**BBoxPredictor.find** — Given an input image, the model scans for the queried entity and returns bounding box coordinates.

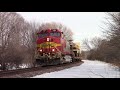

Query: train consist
[35,29,81,65]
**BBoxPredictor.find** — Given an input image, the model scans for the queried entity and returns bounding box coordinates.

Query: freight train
[35,29,81,65]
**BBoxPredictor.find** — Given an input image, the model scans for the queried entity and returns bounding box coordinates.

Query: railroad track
[0,65,57,77]
[0,66,41,77]
[0,61,83,78]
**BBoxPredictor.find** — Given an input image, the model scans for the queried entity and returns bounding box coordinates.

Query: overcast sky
[17,12,106,49]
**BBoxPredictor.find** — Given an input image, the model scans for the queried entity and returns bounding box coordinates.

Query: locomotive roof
[37,29,62,34]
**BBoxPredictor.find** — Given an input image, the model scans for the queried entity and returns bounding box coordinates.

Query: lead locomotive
[35,29,81,65]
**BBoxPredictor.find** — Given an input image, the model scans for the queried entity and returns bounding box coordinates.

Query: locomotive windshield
[50,32,61,37]
[38,33,48,38]
[38,32,61,38]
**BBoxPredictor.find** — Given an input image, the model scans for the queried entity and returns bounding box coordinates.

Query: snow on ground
[32,60,120,78]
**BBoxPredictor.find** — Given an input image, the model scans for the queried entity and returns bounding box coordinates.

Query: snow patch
[32,60,120,78]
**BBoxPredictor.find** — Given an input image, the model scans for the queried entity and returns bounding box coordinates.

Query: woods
[84,12,120,65]
[0,12,38,70]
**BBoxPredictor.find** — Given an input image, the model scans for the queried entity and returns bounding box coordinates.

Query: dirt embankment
[1,61,84,78]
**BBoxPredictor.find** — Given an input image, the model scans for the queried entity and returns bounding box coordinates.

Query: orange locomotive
[35,29,81,65]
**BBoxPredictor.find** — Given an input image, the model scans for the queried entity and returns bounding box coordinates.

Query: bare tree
[0,12,35,70]
[83,39,92,51]
[38,22,73,41]
[83,12,120,64]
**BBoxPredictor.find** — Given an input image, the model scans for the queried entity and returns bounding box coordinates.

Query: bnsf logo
[37,42,61,48]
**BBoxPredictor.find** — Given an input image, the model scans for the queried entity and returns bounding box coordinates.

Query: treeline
[0,12,73,70]
[0,12,38,70]
[83,12,120,65]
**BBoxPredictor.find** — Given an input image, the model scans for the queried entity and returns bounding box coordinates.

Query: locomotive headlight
[47,38,50,41]
[52,49,55,52]
[40,49,42,52]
